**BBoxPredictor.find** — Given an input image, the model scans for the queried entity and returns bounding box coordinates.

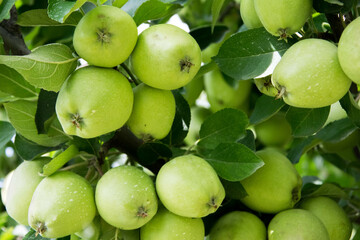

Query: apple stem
[276,86,286,100]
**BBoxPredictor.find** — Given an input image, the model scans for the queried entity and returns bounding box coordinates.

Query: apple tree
[0,0,359,239]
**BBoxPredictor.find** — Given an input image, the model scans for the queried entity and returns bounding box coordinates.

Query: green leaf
[0,0,15,21]
[23,229,50,240]
[0,121,15,150]
[211,0,225,32]
[286,106,330,137]
[315,118,357,143]
[14,134,60,161]
[301,182,348,199]
[237,129,256,151]
[137,142,172,166]
[0,64,37,98]
[190,25,229,50]
[220,179,248,200]
[47,0,86,23]
[340,91,360,128]
[198,108,248,150]
[69,136,100,156]
[249,95,285,125]
[325,0,344,5]
[4,100,70,147]
[287,136,317,164]
[0,91,19,103]
[205,143,264,181]
[162,90,191,146]
[35,90,58,134]
[42,144,79,176]
[213,28,295,80]
[0,43,78,92]
[132,0,183,26]
[17,9,82,26]
[313,0,354,13]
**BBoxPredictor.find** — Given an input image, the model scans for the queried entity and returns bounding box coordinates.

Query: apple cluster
[56,5,201,140]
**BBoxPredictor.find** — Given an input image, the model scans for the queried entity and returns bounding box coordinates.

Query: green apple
[254,112,292,148]
[338,17,360,84]
[240,0,263,29]
[156,154,225,218]
[272,39,352,108]
[208,211,266,240]
[204,68,252,112]
[254,0,312,39]
[5,158,49,225]
[131,24,201,90]
[300,196,352,240]
[73,5,137,68]
[254,75,278,97]
[324,101,347,126]
[56,66,133,139]
[75,217,100,240]
[240,148,302,213]
[1,170,13,207]
[182,76,204,106]
[184,106,212,146]
[268,209,330,240]
[28,171,96,238]
[127,84,175,140]
[95,165,158,230]
[140,207,205,240]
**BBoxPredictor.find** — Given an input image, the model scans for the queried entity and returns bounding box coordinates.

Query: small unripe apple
[28,171,96,238]
[140,207,205,240]
[272,39,352,108]
[268,209,330,240]
[209,211,266,240]
[240,0,263,29]
[240,148,302,213]
[184,106,212,146]
[6,158,49,225]
[254,113,292,148]
[131,24,201,90]
[204,68,252,112]
[300,196,352,240]
[127,84,176,140]
[254,75,278,97]
[73,5,137,67]
[254,0,312,39]
[56,66,133,139]
[95,165,158,230]
[156,154,225,218]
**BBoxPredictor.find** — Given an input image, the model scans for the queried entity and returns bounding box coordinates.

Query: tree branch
[0,6,30,55]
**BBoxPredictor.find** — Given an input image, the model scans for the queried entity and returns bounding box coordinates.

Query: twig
[120,63,140,85]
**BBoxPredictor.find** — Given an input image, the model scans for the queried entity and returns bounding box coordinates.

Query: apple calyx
[71,113,83,129]
[275,85,286,100]
[179,57,194,73]
[96,28,112,44]
[207,196,219,209]
[136,206,149,218]
[277,28,290,41]
[35,222,47,236]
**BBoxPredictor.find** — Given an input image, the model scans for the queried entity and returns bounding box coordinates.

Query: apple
[28,171,96,238]
[56,66,133,139]
[208,211,266,240]
[95,165,158,230]
[182,76,204,106]
[272,39,352,108]
[75,217,100,240]
[140,207,205,240]
[5,158,49,225]
[300,196,352,240]
[324,101,348,126]
[131,24,201,90]
[204,68,252,112]
[184,106,212,146]
[254,75,278,97]
[240,148,302,213]
[338,17,360,84]
[127,83,176,140]
[254,112,292,148]
[73,5,137,68]
[1,170,13,207]
[156,154,225,218]
[240,0,263,29]
[254,0,312,39]
[268,209,330,240]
